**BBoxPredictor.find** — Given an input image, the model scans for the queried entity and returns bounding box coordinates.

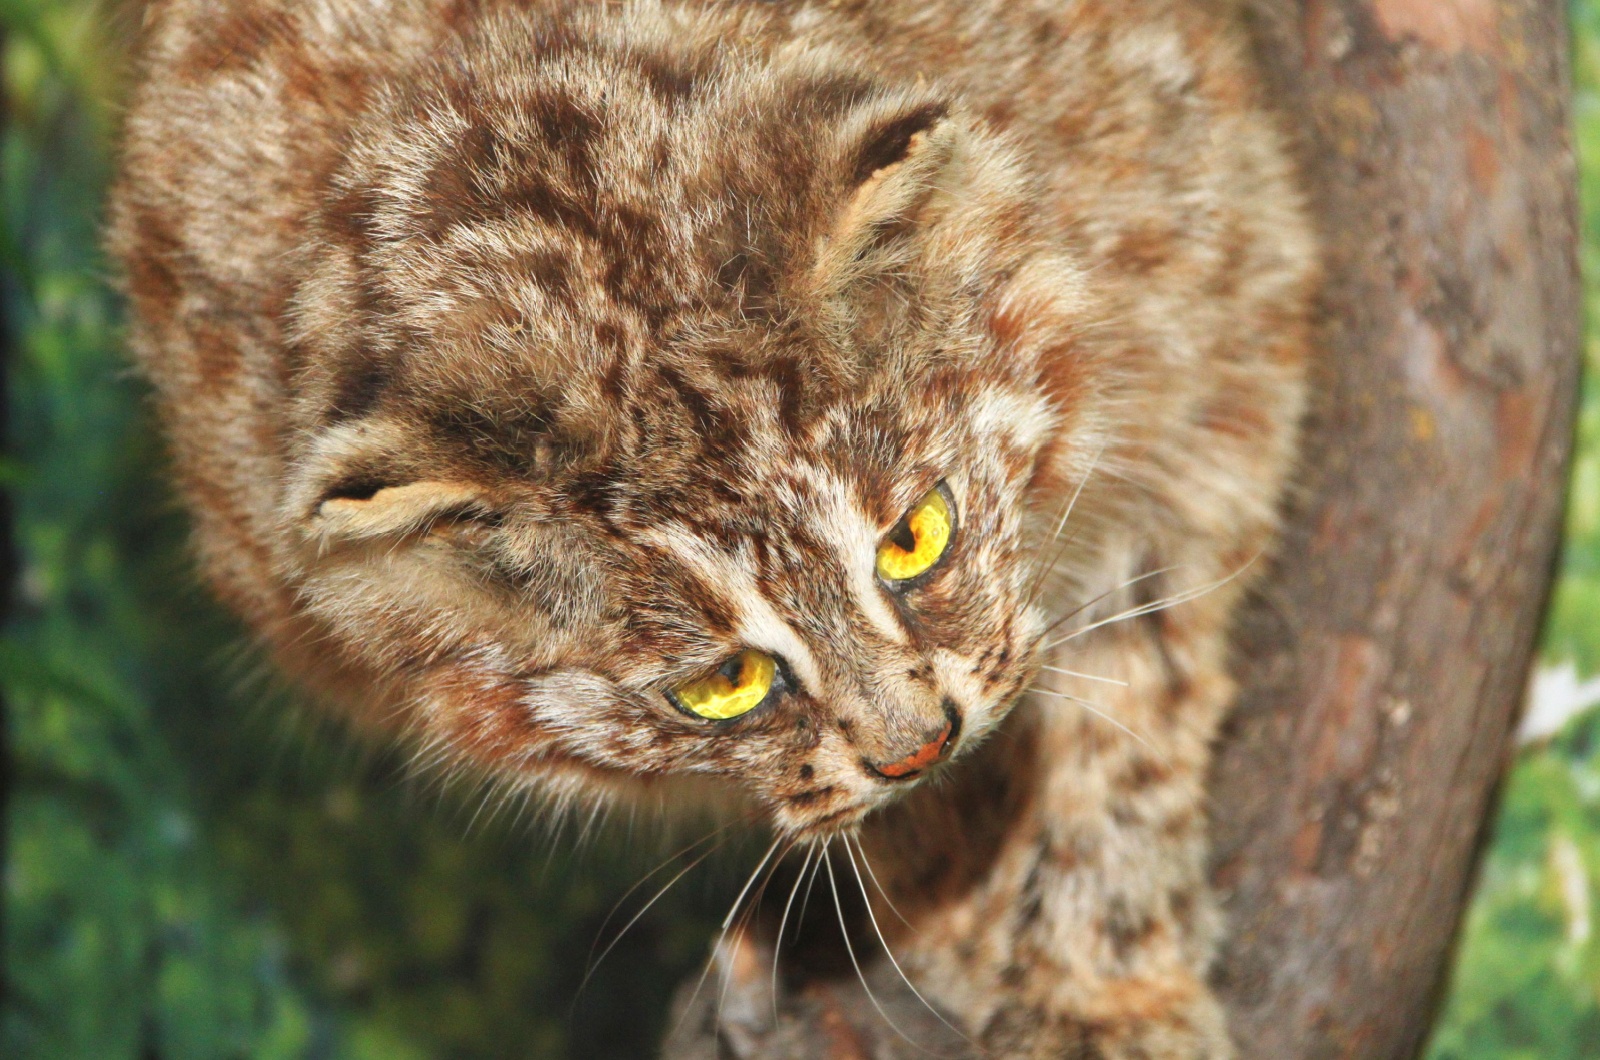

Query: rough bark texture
[664,0,1582,1056]
[1208,1,1580,1057]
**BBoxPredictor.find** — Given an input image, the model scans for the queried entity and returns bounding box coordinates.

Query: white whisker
[584,822,731,976]
[1045,559,1257,651]
[1024,443,1105,607]
[575,837,724,1006]
[850,837,915,932]
[823,845,939,1056]
[1026,483,1078,576]
[1038,664,1128,687]
[714,917,754,1026]
[771,842,817,1023]
[844,838,974,1052]
[723,837,784,931]
[796,837,826,928]
[715,840,792,1023]
[1040,565,1182,639]
[1026,686,1159,756]
[672,836,787,1041]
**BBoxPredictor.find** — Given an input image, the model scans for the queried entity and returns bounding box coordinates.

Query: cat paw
[660,932,976,1059]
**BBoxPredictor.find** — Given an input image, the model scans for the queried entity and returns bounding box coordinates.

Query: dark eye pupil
[717,656,744,682]
[890,521,917,552]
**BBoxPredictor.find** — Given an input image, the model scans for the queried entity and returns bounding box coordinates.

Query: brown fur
[108,1,1317,1055]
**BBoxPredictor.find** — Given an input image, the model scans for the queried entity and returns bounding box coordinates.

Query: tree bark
[663,1,1582,1056]
[1208,1,1580,1057]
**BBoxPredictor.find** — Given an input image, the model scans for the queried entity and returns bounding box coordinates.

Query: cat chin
[551,769,902,843]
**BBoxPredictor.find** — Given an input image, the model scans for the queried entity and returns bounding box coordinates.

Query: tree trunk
[662,1,1582,1056]
[1208,1,1580,1057]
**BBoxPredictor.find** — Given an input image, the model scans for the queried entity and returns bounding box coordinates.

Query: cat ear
[813,99,960,294]
[314,480,489,541]
[286,417,492,543]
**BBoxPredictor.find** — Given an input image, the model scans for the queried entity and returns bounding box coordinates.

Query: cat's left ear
[813,98,963,294]
[281,416,495,545]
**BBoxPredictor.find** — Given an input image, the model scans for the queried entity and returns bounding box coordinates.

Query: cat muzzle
[867,702,961,781]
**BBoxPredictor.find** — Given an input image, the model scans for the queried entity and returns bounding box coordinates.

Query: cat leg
[865,617,1238,1060]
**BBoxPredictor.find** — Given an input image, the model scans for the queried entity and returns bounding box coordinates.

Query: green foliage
[1542,0,1600,678]
[1428,714,1600,1059]
[5,1,1600,1057]
[0,3,725,1057]
[0,6,322,1056]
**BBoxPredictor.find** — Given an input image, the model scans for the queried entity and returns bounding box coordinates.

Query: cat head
[278,4,1105,835]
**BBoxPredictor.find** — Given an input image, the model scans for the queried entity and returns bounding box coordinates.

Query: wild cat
[109,0,1316,1055]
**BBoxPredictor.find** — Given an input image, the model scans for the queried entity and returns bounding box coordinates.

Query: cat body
[109,0,1316,1055]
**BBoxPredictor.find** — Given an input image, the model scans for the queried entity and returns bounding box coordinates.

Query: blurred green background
[0,4,734,1057]
[2,2,1599,1057]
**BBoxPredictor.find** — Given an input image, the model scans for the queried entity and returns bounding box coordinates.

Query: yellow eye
[670,650,779,721]
[876,486,955,585]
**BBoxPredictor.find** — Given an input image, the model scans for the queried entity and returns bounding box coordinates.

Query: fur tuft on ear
[814,99,961,294]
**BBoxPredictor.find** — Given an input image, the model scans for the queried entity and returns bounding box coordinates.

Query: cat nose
[868,704,960,781]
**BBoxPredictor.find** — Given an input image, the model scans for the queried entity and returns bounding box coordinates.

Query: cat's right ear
[812,97,963,295]
[285,419,491,543]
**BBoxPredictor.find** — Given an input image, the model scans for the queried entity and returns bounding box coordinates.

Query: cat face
[276,8,1098,835]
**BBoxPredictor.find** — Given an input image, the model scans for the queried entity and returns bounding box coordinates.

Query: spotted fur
[108,1,1316,1055]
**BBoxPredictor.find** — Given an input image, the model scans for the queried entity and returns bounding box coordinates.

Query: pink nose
[871,721,955,780]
